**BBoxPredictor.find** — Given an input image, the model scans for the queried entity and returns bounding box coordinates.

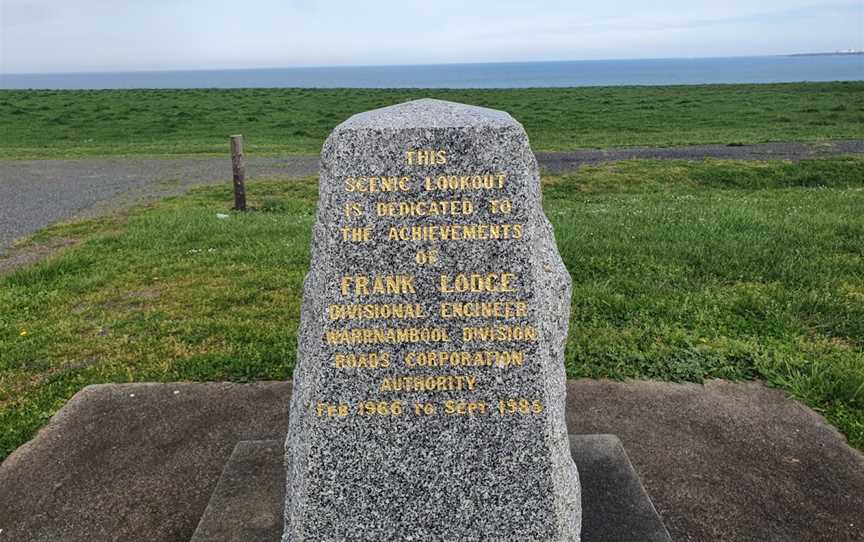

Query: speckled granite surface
[284,99,581,541]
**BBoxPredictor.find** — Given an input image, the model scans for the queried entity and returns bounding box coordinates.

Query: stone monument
[283,99,581,541]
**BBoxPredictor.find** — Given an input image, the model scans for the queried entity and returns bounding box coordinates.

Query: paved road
[1,140,862,256]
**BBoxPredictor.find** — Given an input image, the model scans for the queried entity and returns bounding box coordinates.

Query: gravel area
[1,140,861,258]
[0,155,318,255]
[535,139,864,173]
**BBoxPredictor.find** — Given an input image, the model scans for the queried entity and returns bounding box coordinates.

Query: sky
[1,0,862,73]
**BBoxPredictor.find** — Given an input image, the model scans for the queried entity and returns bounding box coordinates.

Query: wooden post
[230,135,247,211]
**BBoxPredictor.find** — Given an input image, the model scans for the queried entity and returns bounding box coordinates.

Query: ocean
[1,55,861,90]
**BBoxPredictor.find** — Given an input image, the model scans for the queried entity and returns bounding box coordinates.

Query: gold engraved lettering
[404,350,525,369]
[344,176,411,193]
[328,303,426,321]
[406,150,447,165]
[414,250,439,266]
[325,326,451,345]
[357,401,403,416]
[498,399,544,415]
[379,374,478,393]
[375,200,474,218]
[440,300,528,319]
[316,403,350,418]
[339,227,372,242]
[339,275,415,296]
[414,402,437,415]
[444,400,488,416]
[386,223,523,242]
[423,174,507,191]
[334,352,390,369]
[343,202,364,218]
[439,273,516,293]
[462,325,539,342]
[489,199,512,214]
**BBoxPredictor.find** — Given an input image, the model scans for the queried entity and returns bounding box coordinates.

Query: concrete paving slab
[191,440,285,542]
[566,380,864,541]
[574,434,671,542]
[1,380,862,541]
[0,382,289,542]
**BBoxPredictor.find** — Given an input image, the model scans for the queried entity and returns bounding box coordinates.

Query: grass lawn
[1,156,863,460]
[1,82,863,159]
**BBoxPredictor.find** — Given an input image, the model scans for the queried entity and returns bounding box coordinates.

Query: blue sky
[1,0,861,73]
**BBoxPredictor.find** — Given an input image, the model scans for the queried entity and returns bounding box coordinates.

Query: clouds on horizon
[1,0,861,73]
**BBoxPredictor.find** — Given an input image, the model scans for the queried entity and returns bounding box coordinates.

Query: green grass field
[1,82,863,158]
[2,156,862,460]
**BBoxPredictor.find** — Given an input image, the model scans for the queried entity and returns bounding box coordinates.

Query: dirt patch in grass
[0,238,79,276]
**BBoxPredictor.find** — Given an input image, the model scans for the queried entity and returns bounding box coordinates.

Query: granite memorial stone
[284,99,581,541]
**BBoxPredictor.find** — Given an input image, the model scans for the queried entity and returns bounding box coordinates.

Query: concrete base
[191,435,670,542]
[191,441,285,542]
[574,435,671,542]
[2,380,863,541]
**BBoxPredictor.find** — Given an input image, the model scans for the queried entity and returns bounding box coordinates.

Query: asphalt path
[1,140,862,256]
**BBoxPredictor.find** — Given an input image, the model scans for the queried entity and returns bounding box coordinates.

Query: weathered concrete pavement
[1,380,862,541]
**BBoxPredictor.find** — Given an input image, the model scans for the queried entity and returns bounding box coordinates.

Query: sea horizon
[2,54,862,90]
